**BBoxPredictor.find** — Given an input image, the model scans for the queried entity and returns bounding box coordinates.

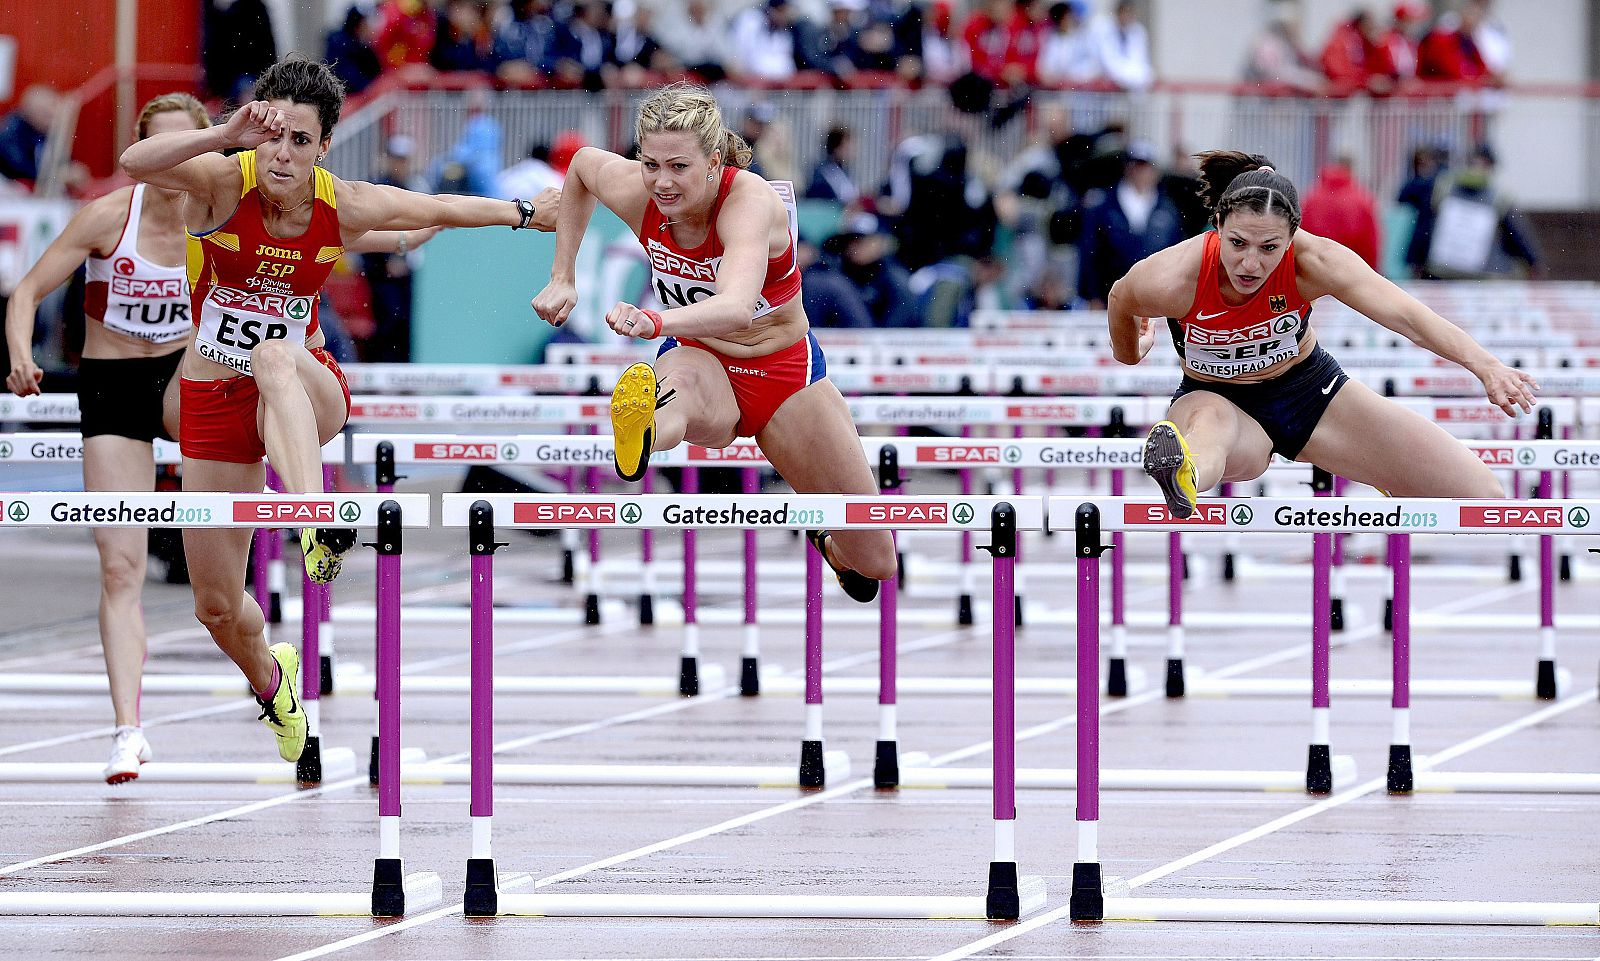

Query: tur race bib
[194,286,313,375]
[100,270,191,344]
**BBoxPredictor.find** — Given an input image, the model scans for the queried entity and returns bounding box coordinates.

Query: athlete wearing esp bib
[533,82,896,603]
[121,58,558,764]
[1108,150,1535,520]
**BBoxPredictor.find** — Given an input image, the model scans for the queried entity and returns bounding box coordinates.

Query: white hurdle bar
[0,492,439,918]
[433,492,1048,921]
[1061,495,1600,925]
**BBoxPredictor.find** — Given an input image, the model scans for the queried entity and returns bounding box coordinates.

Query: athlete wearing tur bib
[1107,150,1535,520]
[533,82,895,603]
[121,57,558,763]
[5,94,211,784]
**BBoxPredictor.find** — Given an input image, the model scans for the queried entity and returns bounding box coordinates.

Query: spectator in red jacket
[1320,9,1397,95]
[1381,2,1429,79]
[375,0,437,70]
[1417,1,1503,86]
[1301,155,1380,269]
[963,0,1043,87]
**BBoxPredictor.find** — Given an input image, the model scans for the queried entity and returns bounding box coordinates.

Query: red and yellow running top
[186,152,343,377]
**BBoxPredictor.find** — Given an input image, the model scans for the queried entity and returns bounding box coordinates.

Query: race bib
[1182,311,1304,378]
[193,286,313,375]
[101,272,191,344]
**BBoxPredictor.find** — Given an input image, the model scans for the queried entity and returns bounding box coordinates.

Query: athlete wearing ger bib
[646,167,820,437]
[182,150,349,463]
[1108,150,1533,521]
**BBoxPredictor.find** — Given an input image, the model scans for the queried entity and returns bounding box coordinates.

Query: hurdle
[1064,494,1600,927]
[0,492,438,917]
[435,492,1047,920]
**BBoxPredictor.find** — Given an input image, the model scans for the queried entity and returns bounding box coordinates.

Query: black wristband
[511,198,535,229]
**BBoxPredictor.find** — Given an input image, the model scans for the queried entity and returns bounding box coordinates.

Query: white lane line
[924,687,1599,961]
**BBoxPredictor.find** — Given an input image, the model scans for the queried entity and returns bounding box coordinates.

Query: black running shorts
[1171,345,1349,459]
[78,351,184,442]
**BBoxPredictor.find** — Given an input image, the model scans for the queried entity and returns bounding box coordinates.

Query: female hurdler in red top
[532,82,895,602]
[120,57,558,762]
[1107,150,1536,518]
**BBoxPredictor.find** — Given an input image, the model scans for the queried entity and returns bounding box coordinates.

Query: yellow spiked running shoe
[300,527,356,584]
[255,642,307,762]
[611,362,663,483]
[1143,420,1199,520]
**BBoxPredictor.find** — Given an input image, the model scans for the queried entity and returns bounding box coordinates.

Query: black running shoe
[806,529,880,603]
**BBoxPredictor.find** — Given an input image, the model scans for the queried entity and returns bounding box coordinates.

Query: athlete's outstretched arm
[4,194,125,396]
[533,147,644,328]
[337,181,558,239]
[1106,246,1193,365]
[1300,233,1537,416]
[344,225,444,254]
[119,103,259,215]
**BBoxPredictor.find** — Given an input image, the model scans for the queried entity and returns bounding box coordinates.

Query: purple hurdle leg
[252,529,274,624]
[1069,504,1104,922]
[678,466,701,697]
[1560,426,1573,582]
[1536,469,1558,698]
[296,571,325,783]
[1387,533,1414,793]
[584,465,602,624]
[957,425,975,625]
[1219,481,1238,582]
[874,477,903,788]
[1329,477,1347,631]
[799,542,826,788]
[740,467,761,696]
[370,500,406,917]
[1011,426,1026,628]
[463,500,500,916]
[1308,529,1334,794]
[984,504,1021,919]
[1165,531,1184,697]
[318,464,338,694]
[1107,469,1129,696]
[638,470,656,626]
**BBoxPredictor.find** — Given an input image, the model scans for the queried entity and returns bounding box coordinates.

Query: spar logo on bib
[1123,503,1227,526]
[1458,505,1566,528]
[513,501,617,525]
[233,500,336,523]
[845,501,951,524]
[284,297,312,322]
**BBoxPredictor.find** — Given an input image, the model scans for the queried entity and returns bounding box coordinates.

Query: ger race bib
[193,286,314,375]
[1181,310,1306,378]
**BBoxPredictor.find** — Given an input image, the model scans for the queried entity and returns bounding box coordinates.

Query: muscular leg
[758,378,896,580]
[1165,390,1276,490]
[1297,380,1504,496]
[649,346,740,451]
[82,436,157,727]
[181,457,275,691]
[250,340,347,494]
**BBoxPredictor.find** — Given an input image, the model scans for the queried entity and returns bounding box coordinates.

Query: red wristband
[639,309,664,339]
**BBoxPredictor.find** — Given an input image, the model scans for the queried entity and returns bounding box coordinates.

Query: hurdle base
[464,858,500,917]
[638,593,654,626]
[493,885,1047,919]
[0,872,442,917]
[402,752,852,788]
[1387,744,1414,794]
[372,857,406,917]
[320,655,334,696]
[1165,658,1185,698]
[1536,659,1558,699]
[584,593,601,625]
[1306,744,1333,795]
[295,735,322,784]
[1329,597,1345,633]
[1070,861,1104,922]
[957,594,974,626]
[799,739,826,789]
[739,656,760,697]
[873,740,899,789]
[678,656,700,697]
[1106,657,1128,698]
[0,748,357,783]
[898,761,1356,792]
[986,860,1020,920]
[1099,896,1600,925]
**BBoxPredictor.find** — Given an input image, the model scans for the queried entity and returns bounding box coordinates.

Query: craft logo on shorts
[1269,294,1288,313]
[1458,505,1566,528]
[689,443,765,462]
[620,503,643,524]
[114,257,136,276]
[1230,504,1254,525]
[513,501,616,525]
[415,442,499,461]
[1569,506,1591,528]
[1470,446,1514,465]
[1123,503,1227,526]
[338,501,361,523]
[915,444,1000,463]
[233,500,336,523]
[6,501,27,522]
[845,501,951,524]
